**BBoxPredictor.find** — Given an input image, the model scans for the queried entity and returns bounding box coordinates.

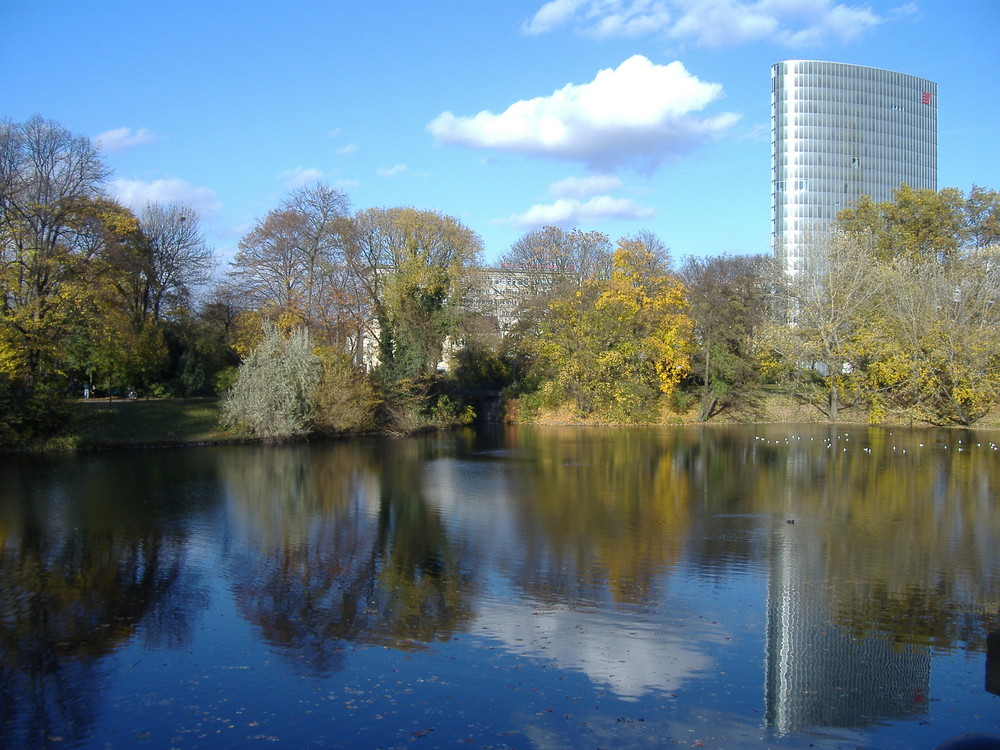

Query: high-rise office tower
[771,60,937,275]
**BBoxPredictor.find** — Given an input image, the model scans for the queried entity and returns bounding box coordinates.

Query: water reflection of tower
[765,521,931,733]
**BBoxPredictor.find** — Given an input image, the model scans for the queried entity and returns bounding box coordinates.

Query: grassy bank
[70,397,236,449]
[28,391,1000,452]
[523,392,1000,430]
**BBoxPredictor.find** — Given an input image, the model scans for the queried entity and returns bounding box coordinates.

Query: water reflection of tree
[501,423,999,649]
[0,452,212,748]
[0,526,196,748]
[693,425,1000,652]
[223,440,474,675]
[504,426,691,605]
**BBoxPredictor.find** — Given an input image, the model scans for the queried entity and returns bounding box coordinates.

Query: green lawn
[73,397,235,448]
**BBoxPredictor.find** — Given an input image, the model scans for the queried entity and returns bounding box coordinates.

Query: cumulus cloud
[428,55,739,173]
[94,127,155,153]
[523,0,885,47]
[336,143,358,156]
[107,178,222,219]
[500,195,654,229]
[280,166,325,188]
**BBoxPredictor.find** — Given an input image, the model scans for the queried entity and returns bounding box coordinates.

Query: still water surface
[2,424,999,749]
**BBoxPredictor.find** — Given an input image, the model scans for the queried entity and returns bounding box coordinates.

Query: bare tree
[493,227,613,348]
[761,231,878,421]
[228,184,356,347]
[139,203,215,320]
[499,226,612,288]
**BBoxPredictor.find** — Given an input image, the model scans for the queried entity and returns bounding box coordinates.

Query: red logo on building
[922,91,931,105]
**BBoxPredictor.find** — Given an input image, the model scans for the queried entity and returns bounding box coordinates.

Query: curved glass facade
[771,60,937,274]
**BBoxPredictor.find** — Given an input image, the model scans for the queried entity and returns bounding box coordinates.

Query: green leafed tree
[837,184,1000,263]
[347,207,482,383]
[680,253,773,421]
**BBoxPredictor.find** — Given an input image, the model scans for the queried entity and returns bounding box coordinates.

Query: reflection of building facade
[771,60,937,276]
[766,524,931,733]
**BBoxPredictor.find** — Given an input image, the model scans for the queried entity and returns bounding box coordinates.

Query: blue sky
[3,1,998,265]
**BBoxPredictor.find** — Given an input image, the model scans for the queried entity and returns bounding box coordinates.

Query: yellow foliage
[231,310,267,359]
[531,238,694,420]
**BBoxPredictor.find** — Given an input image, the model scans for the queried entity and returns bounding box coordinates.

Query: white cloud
[280,166,325,188]
[587,0,673,38]
[670,0,778,45]
[523,0,584,34]
[500,195,654,229]
[549,174,623,198]
[428,55,739,173]
[94,127,155,153]
[477,599,715,698]
[107,178,222,219]
[523,0,885,47]
[377,163,408,178]
[773,0,881,47]
[336,143,358,156]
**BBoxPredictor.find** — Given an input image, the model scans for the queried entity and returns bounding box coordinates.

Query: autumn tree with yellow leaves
[528,235,692,422]
[760,186,1000,426]
[0,116,112,393]
[0,116,229,445]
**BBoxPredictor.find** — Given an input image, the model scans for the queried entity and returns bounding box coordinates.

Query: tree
[228,184,356,347]
[680,254,772,421]
[347,206,483,382]
[311,349,378,435]
[495,226,612,338]
[528,235,692,422]
[964,184,1000,252]
[838,184,999,263]
[860,254,1000,425]
[65,198,175,395]
[832,184,1000,424]
[0,115,111,393]
[760,231,877,421]
[220,323,321,439]
[138,203,215,321]
[498,225,613,285]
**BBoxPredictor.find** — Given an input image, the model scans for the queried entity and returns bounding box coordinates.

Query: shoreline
[8,394,1000,454]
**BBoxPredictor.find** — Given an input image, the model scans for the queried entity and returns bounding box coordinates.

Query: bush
[312,351,378,435]
[220,324,320,440]
[0,378,75,449]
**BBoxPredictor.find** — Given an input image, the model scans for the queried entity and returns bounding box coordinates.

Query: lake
[1,423,998,749]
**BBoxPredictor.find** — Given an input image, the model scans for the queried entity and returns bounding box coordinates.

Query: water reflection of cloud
[475,600,716,700]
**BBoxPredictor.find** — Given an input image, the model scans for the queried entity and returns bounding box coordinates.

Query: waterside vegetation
[3,116,1000,449]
